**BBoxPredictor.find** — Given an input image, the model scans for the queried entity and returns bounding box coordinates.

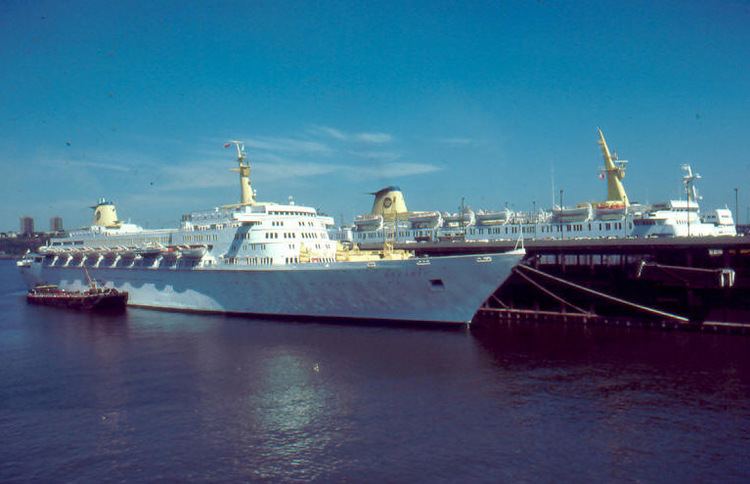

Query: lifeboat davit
[552,203,593,223]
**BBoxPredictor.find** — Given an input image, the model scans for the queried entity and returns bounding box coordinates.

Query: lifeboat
[443,208,475,228]
[408,211,442,229]
[594,201,627,220]
[354,214,384,231]
[180,245,207,258]
[119,247,137,259]
[68,250,85,265]
[84,248,102,264]
[136,244,163,257]
[160,246,180,259]
[57,251,74,265]
[476,209,512,226]
[552,203,593,223]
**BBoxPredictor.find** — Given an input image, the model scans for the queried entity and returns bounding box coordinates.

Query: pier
[363,236,750,333]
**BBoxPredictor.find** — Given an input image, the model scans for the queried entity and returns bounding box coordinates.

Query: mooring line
[512,267,590,315]
[517,263,690,323]
[490,294,509,309]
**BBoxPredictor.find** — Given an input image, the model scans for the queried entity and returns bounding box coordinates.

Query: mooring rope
[517,263,690,323]
[512,267,590,315]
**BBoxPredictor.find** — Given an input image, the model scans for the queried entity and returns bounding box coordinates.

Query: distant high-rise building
[20,216,34,236]
[50,216,63,232]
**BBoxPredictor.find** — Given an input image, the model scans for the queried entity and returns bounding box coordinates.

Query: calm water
[1,260,749,482]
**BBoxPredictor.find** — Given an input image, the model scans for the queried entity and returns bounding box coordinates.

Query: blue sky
[1,0,749,231]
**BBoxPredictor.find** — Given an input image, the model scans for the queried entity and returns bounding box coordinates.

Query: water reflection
[471,322,750,481]
[3,256,750,482]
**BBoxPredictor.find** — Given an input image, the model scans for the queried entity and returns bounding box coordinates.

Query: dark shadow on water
[471,320,750,410]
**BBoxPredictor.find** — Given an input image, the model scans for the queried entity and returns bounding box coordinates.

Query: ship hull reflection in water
[2,262,749,482]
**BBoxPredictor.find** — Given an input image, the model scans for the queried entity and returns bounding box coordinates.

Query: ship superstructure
[345,130,735,245]
[18,142,522,324]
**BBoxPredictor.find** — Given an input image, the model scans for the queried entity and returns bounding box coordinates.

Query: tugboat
[26,267,128,311]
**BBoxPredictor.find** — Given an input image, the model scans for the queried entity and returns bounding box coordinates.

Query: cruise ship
[344,130,736,245]
[17,142,523,325]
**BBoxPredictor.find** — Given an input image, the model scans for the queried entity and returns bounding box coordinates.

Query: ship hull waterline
[19,252,522,325]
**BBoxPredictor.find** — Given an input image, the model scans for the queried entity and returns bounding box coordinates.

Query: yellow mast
[597,128,629,206]
[226,141,255,205]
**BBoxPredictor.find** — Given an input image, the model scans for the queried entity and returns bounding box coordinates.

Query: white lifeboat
[443,208,475,227]
[136,244,163,257]
[160,246,180,259]
[180,245,207,258]
[354,214,384,231]
[476,209,512,226]
[408,211,442,229]
[552,203,593,223]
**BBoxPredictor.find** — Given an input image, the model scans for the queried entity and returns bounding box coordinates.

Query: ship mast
[597,128,630,207]
[226,140,255,206]
[681,164,701,203]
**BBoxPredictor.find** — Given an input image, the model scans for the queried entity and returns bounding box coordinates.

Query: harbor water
[1,260,749,482]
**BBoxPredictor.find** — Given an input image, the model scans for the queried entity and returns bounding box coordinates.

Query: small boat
[27,284,129,311]
[26,266,128,311]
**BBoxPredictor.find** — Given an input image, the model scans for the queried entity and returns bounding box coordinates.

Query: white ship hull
[19,252,522,324]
